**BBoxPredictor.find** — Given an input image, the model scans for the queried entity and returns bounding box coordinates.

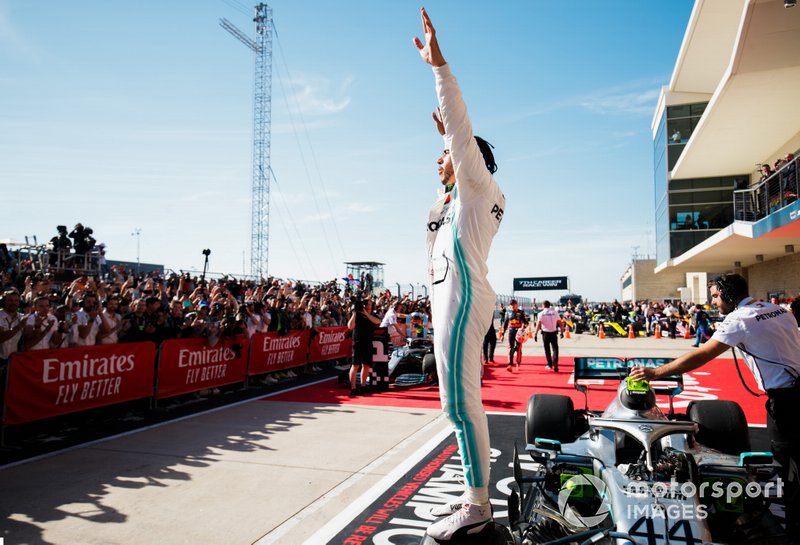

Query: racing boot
[426,502,491,541]
[429,497,464,517]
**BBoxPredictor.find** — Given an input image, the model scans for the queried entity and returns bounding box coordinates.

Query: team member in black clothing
[482,317,496,365]
[347,298,380,397]
[502,299,528,371]
[631,273,800,540]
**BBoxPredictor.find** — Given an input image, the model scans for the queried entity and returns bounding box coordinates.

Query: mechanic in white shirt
[534,300,562,372]
[379,302,405,347]
[631,273,800,540]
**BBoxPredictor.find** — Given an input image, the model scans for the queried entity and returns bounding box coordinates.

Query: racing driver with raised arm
[414,7,505,541]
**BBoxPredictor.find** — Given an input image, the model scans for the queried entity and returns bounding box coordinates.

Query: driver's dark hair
[709,273,748,305]
[475,136,497,174]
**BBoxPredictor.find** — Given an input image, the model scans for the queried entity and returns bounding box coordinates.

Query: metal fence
[734,155,798,222]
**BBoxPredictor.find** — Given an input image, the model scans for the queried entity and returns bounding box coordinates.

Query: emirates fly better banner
[3,342,157,425]
[309,326,352,363]
[249,330,310,375]
[156,335,249,399]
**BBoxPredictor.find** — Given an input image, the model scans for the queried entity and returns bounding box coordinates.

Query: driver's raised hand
[412,7,446,67]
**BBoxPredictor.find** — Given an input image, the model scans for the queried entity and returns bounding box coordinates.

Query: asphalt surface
[0,333,771,545]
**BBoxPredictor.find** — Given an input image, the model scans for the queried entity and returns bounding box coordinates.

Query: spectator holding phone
[23,294,59,350]
[97,295,123,345]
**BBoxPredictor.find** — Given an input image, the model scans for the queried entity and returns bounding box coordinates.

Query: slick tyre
[525,394,575,445]
[688,399,750,455]
[422,353,437,376]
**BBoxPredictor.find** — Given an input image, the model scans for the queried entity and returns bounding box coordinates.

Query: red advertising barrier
[309,326,352,363]
[3,342,157,426]
[156,335,249,400]
[249,330,310,375]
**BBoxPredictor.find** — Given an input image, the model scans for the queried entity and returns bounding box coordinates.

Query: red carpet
[266,356,768,425]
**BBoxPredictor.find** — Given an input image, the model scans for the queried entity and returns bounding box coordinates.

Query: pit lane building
[639,0,800,303]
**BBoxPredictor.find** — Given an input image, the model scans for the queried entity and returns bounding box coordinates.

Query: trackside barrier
[3,342,157,426]
[1,326,354,428]
[309,326,353,363]
[249,330,310,375]
[156,336,250,400]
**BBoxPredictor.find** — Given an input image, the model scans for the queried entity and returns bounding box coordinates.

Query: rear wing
[573,357,683,397]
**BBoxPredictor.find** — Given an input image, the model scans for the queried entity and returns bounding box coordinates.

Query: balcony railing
[734,156,798,222]
[15,245,102,278]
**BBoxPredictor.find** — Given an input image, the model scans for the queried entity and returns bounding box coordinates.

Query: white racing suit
[427,64,505,505]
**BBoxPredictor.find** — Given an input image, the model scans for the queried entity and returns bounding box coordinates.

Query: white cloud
[275,73,352,118]
[0,3,39,61]
[517,79,664,119]
[578,88,661,116]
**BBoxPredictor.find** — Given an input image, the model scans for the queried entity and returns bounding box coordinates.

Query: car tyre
[525,394,575,445]
[688,399,750,455]
[422,353,437,376]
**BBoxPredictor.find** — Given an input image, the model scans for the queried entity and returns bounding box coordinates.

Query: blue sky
[1,0,694,301]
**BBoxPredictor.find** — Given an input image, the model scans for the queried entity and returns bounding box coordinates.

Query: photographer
[68,223,96,256]
[120,298,158,344]
[219,307,248,341]
[347,297,380,397]
[48,225,72,267]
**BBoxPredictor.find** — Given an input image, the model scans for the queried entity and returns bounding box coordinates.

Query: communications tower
[220,3,273,278]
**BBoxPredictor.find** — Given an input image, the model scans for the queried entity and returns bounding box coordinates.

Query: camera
[202,248,211,257]
[351,298,364,312]
[220,313,246,341]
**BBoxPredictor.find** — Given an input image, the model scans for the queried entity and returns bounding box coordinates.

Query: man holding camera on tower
[631,273,800,540]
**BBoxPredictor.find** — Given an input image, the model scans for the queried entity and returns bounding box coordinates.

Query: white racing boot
[429,497,465,517]
[426,502,491,541]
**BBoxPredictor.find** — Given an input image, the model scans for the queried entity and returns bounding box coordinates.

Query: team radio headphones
[714,276,737,306]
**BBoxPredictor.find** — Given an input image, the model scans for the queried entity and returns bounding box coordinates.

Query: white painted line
[253,415,452,545]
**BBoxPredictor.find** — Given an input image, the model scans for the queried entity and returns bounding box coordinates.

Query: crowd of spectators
[507,296,800,346]
[0,245,433,384]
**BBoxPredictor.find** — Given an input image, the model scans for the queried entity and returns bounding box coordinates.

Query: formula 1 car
[337,332,437,390]
[506,357,790,545]
[387,337,437,388]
